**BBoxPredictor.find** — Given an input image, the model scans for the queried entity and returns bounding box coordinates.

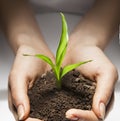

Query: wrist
[10,33,50,55]
[16,44,54,61]
[69,33,109,50]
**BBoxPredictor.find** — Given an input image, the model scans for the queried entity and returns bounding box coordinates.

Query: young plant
[24,13,92,88]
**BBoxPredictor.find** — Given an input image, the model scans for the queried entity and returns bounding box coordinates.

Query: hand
[64,42,118,121]
[8,45,54,121]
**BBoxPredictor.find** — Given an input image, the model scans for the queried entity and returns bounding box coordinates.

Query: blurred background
[0,13,120,121]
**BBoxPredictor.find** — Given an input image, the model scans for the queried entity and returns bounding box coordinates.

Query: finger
[9,73,30,120]
[8,86,19,121]
[92,67,118,120]
[66,109,99,121]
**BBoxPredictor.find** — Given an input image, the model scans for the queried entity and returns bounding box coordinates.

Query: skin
[64,0,119,120]
[0,0,119,121]
[0,0,54,120]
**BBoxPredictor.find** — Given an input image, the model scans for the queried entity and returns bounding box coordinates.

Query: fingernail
[17,104,25,120]
[71,117,79,120]
[66,114,79,121]
[99,102,105,120]
[66,114,79,120]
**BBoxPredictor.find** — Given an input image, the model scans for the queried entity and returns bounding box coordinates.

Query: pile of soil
[28,70,96,121]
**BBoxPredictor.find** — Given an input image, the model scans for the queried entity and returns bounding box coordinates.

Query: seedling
[24,13,92,88]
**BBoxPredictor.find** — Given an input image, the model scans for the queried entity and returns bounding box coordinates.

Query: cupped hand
[8,45,54,121]
[64,43,118,121]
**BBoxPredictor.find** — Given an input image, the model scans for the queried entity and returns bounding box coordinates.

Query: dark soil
[28,70,96,121]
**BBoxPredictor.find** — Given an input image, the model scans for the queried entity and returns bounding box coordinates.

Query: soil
[28,70,96,121]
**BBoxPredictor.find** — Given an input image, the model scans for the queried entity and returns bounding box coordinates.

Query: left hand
[63,41,118,121]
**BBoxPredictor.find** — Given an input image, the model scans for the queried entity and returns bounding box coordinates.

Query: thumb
[8,74,30,120]
[92,67,118,120]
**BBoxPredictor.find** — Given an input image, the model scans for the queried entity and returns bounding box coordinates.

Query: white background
[0,13,120,121]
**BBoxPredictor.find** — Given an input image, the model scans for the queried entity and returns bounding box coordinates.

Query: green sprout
[24,13,92,88]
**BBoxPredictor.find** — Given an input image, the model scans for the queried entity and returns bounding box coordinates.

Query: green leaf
[35,54,55,69]
[61,60,92,78]
[23,53,60,81]
[56,13,68,69]
[23,54,55,69]
[23,13,93,89]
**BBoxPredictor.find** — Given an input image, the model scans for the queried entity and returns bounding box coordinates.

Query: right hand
[8,45,54,121]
